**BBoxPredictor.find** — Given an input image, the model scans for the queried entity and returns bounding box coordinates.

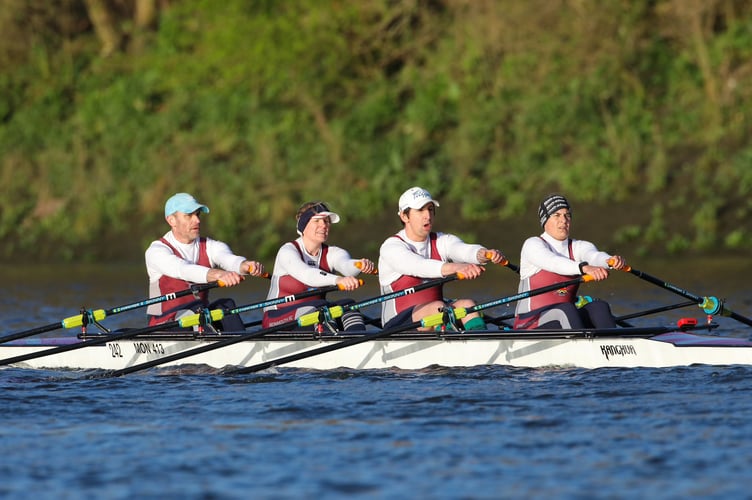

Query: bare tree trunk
[135,0,158,29]
[83,0,121,56]
[130,0,159,52]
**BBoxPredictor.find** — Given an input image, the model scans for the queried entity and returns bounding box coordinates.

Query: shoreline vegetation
[1,1,751,263]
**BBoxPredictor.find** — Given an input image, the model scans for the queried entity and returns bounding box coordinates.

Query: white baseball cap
[397,186,440,214]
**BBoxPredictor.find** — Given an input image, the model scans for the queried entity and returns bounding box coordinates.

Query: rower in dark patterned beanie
[514,193,628,330]
[538,194,570,226]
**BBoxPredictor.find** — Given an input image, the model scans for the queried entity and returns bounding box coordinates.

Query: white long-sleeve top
[518,232,612,280]
[515,232,612,315]
[378,230,483,324]
[145,231,247,285]
[264,238,361,309]
[144,232,247,316]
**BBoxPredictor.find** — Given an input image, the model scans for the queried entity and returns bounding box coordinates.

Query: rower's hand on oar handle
[480,249,506,265]
[580,257,627,281]
[208,269,246,287]
[606,256,628,271]
[336,276,364,291]
[448,263,485,280]
[355,259,377,274]
[482,249,521,274]
[244,261,269,278]
[579,264,610,281]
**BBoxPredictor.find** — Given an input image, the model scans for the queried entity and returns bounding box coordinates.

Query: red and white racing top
[378,229,483,325]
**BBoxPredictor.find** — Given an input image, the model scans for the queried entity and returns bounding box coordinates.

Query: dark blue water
[2,365,752,499]
[2,260,752,498]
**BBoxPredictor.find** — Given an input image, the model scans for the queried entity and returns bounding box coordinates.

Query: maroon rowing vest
[275,242,331,305]
[391,232,443,314]
[148,237,210,326]
[514,238,579,328]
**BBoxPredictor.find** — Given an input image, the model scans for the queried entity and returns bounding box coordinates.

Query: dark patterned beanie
[538,194,570,226]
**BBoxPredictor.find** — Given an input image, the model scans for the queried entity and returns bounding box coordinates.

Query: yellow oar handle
[297,305,345,327]
[178,309,225,328]
[582,274,595,282]
[62,309,107,329]
[421,311,446,329]
[420,307,470,329]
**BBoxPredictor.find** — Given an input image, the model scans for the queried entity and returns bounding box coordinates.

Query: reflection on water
[1,257,751,336]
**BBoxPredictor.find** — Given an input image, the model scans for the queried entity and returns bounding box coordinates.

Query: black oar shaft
[105,282,220,315]
[625,267,752,328]
[0,285,341,367]
[108,318,302,376]
[0,322,66,343]
[106,275,459,376]
[627,268,703,302]
[0,282,222,345]
[229,275,596,375]
[487,300,699,328]
[469,276,591,314]
[615,301,697,321]
[0,322,178,366]
[727,311,752,328]
[230,320,424,374]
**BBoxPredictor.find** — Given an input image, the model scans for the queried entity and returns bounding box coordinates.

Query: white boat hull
[3,330,752,371]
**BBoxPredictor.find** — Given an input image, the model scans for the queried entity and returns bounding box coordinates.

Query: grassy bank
[1,0,751,262]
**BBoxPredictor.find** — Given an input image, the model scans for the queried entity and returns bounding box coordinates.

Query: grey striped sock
[341,311,366,331]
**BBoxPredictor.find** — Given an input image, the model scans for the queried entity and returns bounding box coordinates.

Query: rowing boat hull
[3,329,752,371]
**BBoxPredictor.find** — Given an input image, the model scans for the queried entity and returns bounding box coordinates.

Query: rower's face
[401,203,435,241]
[168,210,202,244]
[303,215,331,243]
[544,208,571,241]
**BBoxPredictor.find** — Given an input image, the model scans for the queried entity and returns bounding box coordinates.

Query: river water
[1,258,751,499]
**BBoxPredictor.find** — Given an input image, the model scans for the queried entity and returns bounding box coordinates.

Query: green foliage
[1,0,752,262]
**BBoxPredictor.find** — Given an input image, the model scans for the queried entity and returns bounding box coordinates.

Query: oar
[0,263,272,345]
[570,294,697,327]
[355,261,378,274]
[484,251,519,274]
[104,274,459,376]
[0,284,342,367]
[0,281,225,345]
[613,261,752,328]
[226,274,596,374]
[476,254,519,327]
[614,300,698,323]
[499,258,520,274]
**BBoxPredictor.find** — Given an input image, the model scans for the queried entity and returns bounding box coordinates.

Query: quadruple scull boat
[3,324,752,372]
[3,265,751,374]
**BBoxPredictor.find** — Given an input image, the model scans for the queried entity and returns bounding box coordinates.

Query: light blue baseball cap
[164,193,210,217]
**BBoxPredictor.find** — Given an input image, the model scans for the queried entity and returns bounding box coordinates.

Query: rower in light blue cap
[146,192,266,332]
[164,192,210,217]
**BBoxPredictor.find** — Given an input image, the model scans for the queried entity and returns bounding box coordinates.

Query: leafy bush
[1,0,752,261]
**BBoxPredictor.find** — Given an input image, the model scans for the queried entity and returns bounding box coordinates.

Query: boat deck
[8,325,751,348]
